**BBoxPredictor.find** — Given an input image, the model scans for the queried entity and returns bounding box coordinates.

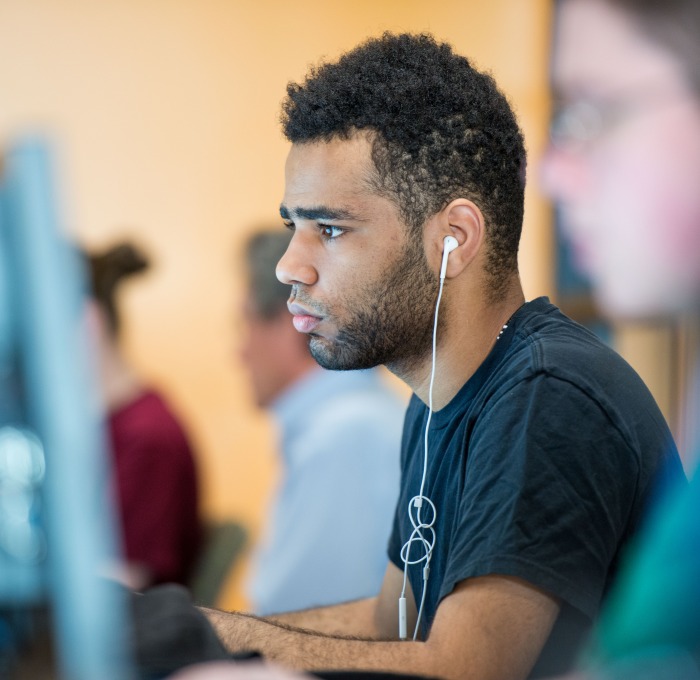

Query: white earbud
[439,236,459,280]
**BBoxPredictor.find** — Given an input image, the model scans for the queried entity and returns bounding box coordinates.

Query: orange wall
[0,0,553,607]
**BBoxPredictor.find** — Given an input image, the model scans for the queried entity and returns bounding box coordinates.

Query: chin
[309,337,380,372]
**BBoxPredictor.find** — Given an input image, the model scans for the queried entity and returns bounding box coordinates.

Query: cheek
[591,132,692,259]
[595,127,700,310]
[574,151,650,278]
[569,147,664,314]
[621,152,700,304]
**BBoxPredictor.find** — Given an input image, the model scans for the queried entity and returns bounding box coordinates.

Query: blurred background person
[84,241,203,589]
[543,0,700,675]
[543,0,700,322]
[239,229,405,615]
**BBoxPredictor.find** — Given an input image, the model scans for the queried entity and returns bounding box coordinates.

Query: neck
[393,278,526,410]
[99,339,144,412]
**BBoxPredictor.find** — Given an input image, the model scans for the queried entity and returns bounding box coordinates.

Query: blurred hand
[130,583,230,677]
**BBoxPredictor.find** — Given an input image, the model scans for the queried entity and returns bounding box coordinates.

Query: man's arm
[258,598,378,638]
[204,573,560,680]
[208,563,414,640]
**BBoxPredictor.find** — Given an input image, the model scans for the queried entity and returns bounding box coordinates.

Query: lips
[288,302,322,334]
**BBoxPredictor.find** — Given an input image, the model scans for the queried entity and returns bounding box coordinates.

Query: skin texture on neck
[402,275,525,411]
[85,300,144,413]
[97,334,144,413]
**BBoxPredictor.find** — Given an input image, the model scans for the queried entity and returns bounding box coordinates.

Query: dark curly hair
[281,32,526,298]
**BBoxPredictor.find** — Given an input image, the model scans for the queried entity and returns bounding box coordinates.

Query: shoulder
[306,371,406,428]
[506,299,617,372]
[465,304,678,484]
[109,390,195,460]
[430,300,675,466]
[291,380,406,467]
[499,300,663,425]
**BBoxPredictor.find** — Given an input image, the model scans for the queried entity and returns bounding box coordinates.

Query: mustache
[288,286,328,317]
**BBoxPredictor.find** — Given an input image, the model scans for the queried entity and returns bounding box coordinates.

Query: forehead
[552,0,685,95]
[282,135,376,211]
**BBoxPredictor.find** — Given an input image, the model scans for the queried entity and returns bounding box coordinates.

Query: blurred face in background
[542,0,700,319]
[239,294,306,408]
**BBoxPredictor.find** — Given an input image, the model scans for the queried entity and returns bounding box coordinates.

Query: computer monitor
[0,138,132,679]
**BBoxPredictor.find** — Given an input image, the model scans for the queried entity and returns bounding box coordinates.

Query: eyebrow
[279,204,363,222]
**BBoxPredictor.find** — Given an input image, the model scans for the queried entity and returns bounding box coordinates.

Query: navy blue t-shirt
[388,298,685,678]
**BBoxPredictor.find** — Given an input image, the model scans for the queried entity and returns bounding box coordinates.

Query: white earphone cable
[399,268,447,641]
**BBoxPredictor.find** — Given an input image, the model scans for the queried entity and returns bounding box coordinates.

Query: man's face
[276,134,438,374]
[541,0,700,319]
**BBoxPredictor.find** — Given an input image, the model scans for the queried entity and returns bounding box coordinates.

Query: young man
[203,33,684,680]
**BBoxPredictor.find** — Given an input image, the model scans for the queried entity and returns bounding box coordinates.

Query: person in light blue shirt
[239,229,405,615]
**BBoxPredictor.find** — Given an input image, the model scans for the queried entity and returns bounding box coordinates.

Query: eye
[319,225,345,240]
[282,220,295,232]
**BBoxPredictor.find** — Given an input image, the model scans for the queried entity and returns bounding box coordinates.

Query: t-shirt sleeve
[441,373,640,620]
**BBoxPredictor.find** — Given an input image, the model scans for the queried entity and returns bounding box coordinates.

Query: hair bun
[86,240,152,335]
[98,241,150,281]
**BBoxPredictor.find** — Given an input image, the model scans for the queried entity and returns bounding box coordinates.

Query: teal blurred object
[0,139,133,679]
[189,520,248,608]
[587,470,700,677]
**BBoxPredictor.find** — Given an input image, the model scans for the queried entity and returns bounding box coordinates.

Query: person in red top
[84,241,202,589]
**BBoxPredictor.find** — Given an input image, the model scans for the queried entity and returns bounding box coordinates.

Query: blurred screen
[0,139,132,679]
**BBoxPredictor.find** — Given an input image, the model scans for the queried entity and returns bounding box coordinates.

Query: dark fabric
[388,297,686,679]
[110,390,202,585]
[130,584,231,679]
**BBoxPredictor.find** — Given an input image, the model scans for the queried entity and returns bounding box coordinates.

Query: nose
[276,231,318,286]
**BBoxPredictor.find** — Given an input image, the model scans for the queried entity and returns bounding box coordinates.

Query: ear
[426,199,485,279]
